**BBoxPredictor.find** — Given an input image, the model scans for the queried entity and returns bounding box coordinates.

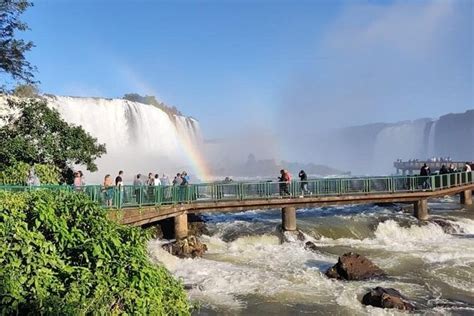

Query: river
[148,196,474,315]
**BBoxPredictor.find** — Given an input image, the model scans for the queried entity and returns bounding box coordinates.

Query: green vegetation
[0,0,36,88]
[12,83,39,98]
[0,162,60,185]
[0,189,190,314]
[123,93,182,116]
[0,98,107,183]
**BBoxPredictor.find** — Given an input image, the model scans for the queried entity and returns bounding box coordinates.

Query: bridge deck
[2,172,473,226]
[111,182,474,226]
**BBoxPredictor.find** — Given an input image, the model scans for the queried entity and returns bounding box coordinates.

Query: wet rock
[304,241,318,252]
[428,218,462,234]
[147,224,164,239]
[362,287,415,311]
[184,283,204,291]
[188,214,209,237]
[281,229,306,243]
[325,252,386,280]
[188,222,209,237]
[162,235,208,258]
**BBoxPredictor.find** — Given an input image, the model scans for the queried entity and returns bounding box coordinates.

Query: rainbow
[176,124,213,183]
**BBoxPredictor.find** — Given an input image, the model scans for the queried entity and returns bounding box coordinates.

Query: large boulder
[325,252,386,280]
[362,287,415,311]
[162,236,208,258]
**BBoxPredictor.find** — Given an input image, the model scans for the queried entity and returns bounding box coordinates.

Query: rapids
[148,197,474,315]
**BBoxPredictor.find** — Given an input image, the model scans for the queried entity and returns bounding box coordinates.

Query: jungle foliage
[0,189,190,314]
[123,93,182,116]
[0,162,60,185]
[0,98,107,183]
[0,0,36,87]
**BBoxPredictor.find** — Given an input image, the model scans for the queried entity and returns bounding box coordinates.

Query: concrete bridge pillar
[282,207,297,231]
[174,213,188,240]
[460,190,473,206]
[414,199,428,220]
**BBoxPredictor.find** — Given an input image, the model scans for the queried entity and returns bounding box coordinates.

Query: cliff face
[310,110,473,175]
[434,110,474,160]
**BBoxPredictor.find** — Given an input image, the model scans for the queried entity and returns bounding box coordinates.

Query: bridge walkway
[2,172,473,238]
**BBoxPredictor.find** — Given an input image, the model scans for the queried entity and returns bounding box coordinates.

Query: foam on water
[148,204,474,313]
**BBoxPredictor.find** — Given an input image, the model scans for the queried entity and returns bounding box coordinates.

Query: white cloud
[324,1,456,57]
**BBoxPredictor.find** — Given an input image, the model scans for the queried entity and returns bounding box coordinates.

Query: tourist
[146,173,154,186]
[439,165,448,175]
[173,173,182,186]
[115,170,124,187]
[133,174,143,203]
[448,163,457,173]
[182,171,190,184]
[73,171,82,190]
[298,170,310,196]
[154,174,161,186]
[160,174,170,186]
[102,174,114,206]
[419,163,431,189]
[26,168,40,186]
[161,174,171,200]
[279,169,290,196]
[78,170,85,186]
[463,162,472,172]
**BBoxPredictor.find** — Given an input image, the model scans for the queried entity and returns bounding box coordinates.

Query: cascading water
[427,120,437,158]
[33,95,205,183]
[372,119,430,174]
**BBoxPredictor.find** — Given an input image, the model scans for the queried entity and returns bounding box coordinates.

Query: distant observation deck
[394,160,466,175]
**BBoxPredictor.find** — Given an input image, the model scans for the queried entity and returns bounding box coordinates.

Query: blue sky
[16,0,474,138]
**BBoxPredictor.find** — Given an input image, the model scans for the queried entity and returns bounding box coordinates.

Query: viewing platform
[2,172,473,240]
[394,160,466,175]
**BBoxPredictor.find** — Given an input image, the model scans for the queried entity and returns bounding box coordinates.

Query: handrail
[0,172,472,209]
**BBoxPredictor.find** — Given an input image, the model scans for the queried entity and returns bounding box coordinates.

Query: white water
[427,120,437,158]
[2,95,205,183]
[373,119,430,174]
[149,202,474,314]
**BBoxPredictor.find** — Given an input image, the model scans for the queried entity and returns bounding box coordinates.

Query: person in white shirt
[154,174,161,186]
[464,162,472,172]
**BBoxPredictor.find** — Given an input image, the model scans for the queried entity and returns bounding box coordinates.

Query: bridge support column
[460,190,473,206]
[282,207,297,231]
[174,213,188,240]
[414,199,428,220]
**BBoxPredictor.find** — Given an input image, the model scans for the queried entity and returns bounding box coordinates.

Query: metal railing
[0,172,472,209]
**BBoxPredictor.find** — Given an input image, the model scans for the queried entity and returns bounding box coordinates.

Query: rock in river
[362,287,415,311]
[325,252,386,280]
[162,235,208,258]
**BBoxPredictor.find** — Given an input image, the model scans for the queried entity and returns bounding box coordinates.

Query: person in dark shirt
[298,170,310,196]
[419,164,431,189]
[115,170,124,187]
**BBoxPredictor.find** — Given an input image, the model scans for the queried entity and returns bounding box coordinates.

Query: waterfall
[427,120,437,158]
[21,95,205,183]
[372,119,430,174]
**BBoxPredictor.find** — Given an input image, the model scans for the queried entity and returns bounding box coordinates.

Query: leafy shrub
[0,189,190,315]
[0,162,60,185]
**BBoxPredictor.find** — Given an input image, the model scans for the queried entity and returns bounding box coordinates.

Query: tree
[12,83,38,97]
[0,0,36,85]
[123,93,183,116]
[0,98,107,182]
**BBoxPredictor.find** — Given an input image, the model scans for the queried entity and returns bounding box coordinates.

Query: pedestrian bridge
[2,172,473,239]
